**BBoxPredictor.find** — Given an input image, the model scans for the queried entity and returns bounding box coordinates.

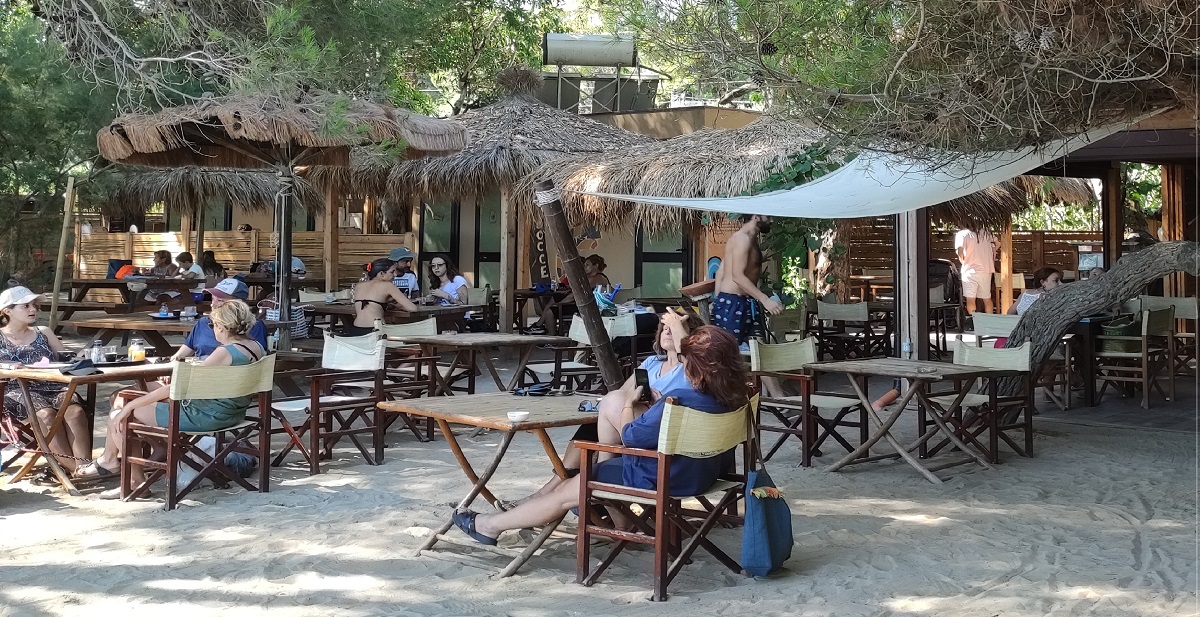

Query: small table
[378,392,598,576]
[806,358,1020,483]
[849,275,894,301]
[0,363,173,494]
[388,333,574,394]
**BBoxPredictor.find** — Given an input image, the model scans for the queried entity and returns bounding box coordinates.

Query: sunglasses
[431,262,447,267]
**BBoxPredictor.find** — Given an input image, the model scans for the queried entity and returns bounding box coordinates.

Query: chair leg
[652,500,671,601]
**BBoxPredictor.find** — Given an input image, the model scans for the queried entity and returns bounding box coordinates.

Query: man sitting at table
[172,278,268,361]
[388,247,420,296]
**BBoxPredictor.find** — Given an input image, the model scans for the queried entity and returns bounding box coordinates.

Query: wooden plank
[499,187,516,333]
[998,222,1014,314]
[323,184,339,293]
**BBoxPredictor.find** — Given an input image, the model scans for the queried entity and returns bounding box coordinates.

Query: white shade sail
[573,117,1155,219]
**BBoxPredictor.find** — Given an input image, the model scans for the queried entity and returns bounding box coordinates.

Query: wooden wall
[849,218,1102,274]
[76,231,416,292]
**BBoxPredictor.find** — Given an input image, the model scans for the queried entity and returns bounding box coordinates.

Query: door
[636,227,693,297]
[474,193,501,289]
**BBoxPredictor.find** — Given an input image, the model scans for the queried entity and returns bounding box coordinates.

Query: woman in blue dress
[76,301,267,492]
[451,325,748,545]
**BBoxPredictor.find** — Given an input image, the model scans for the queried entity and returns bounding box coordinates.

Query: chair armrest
[751,370,811,382]
[571,439,657,459]
[1093,335,1143,341]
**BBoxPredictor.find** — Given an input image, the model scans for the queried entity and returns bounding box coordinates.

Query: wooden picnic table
[62,314,280,358]
[805,357,1023,484]
[387,332,574,394]
[378,392,598,577]
[308,301,484,328]
[849,275,894,301]
[0,362,173,494]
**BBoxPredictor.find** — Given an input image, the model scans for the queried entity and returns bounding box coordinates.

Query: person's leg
[34,406,79,473]
[521,389,633,503]
[873,379,902,410]
[964,296,978,315]
[124,404,160,485]
[62,404,90,466]
[474,475,581,539]
[981,297,994,315]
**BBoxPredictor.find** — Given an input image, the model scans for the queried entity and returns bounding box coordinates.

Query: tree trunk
[1000,240,1199,395]
[815,219,852,300]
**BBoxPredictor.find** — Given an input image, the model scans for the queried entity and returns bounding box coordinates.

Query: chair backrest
[466,285,493,305]
[321,331,385,371]
[169,354,277,400]
[658,395,759,457]
[816,300,867,322]
[862,269,892,277]
[929,285,945,304]
[993,273,1026,289]
[767,307,806,341]
[749,337,816,373]
[1140,295,1197,320]
[951,340,1031,371]
[972,313,1020,338]
[1121,298,1142,315]
[298,289,326,303]
[613,287,644,304]
[568,313,638,345]
[1142,307,1175,337]
[374,318,438,338]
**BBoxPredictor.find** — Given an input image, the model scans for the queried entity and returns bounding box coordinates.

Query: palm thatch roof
[385,67,654,201]
[96,89,469,169]
[514,116,1096,233]
[100,167,324,217]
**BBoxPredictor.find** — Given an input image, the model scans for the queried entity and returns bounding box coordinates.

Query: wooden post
[48,177,76,331]
[363,196,375,235]
[323,184,339,292]
[1161,164,1184,295]
[998,220,1014,314]
[534,180,623,388]
[249,229,260,270]
[194,207,206,259]
[894,209,930,359]
[1030,231,1044,270]
[179,212,193,254]
[1101,163,1124,271]
[498,187,516,333]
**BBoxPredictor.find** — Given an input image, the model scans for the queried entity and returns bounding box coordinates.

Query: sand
[0,412,1196,616]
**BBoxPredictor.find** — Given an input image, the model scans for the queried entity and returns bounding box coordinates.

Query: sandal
[73,460,117,480]
[451,509,498,546]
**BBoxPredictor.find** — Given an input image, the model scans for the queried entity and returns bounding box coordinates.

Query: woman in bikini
[345,258,420,336]
[75,301,268,496]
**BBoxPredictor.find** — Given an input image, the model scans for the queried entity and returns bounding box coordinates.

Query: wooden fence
[75,231,416,297]
[849,218,1102,274]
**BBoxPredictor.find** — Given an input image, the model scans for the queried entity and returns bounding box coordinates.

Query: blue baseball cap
[389,247,416,261]
[207,278,249,300]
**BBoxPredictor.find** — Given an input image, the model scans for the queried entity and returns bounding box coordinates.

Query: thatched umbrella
[101,167,325,216]
[384,66,654,332]
[96,88,468,347]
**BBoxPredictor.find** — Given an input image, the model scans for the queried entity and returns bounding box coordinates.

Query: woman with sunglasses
[450,325,748,546]
[424,254,470,306]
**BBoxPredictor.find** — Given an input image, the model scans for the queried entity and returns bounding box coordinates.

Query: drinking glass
[104,346,119,363]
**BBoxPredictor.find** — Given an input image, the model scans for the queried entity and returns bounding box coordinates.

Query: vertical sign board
[529,228,552,286]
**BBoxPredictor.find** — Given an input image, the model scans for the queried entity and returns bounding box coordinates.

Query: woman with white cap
[0,286,90,475]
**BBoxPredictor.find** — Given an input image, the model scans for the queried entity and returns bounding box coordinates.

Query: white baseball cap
[0,286,42,311]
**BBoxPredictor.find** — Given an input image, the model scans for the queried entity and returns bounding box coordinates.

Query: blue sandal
[452,510,498,545]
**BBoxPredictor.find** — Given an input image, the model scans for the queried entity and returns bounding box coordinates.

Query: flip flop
[451,509,498,546]
[73,460,117,481]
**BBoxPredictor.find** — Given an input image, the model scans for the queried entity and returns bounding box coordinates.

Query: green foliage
[740,144,842,306]
[1012,203,1099,231]
[1122,163,1162,214]
[0,6,117,280]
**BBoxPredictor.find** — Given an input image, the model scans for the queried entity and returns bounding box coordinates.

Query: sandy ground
[0,404,1195,616]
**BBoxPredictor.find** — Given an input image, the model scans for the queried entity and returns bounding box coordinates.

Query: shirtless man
[713,214,783,344]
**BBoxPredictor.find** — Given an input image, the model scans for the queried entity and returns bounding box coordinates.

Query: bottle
[901,339,913,359]
[89,340,103,363]
[159,303,169,317]
[128,339,146,362]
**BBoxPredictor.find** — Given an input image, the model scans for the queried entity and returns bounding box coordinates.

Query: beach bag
[741,467,793,577]
[1100,316,1139,353]
[259,300,310,339]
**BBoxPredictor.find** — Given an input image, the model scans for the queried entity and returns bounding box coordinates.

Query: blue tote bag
[741,466,793,577]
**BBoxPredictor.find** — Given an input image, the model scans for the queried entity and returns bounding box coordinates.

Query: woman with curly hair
[450,325,748,545]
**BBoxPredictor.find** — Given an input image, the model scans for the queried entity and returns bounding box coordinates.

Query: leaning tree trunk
[1000,240,1199,395]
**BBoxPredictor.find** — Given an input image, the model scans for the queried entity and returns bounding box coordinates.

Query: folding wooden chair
[811,301,888,359]
[921,341,1034,464]
[748,337,867,466]
[270,331,388,474]
[574,395,759,601]
[0,414,38,474]
[1094,307,1176,409]
[765,307,806,344]
[1140,295,1197,377]
[521,314,640,393]
[971,313,1070,409]
[121,355,276,510]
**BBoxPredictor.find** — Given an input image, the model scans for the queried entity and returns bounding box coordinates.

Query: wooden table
[0,363,173,494]
[308,302,484,328]
[849,275,894,301]
[806,357,1022,483]
[388,333,574,394]
[62,314,197,357]
[379,392,598,576]
[512,289,569,332]
[1069,314,1121,406]
[237,273,314,302]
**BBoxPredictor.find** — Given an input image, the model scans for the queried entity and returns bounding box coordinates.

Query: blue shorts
[712,292,755,344]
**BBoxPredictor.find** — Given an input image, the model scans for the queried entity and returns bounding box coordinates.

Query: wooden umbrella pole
[533,180,623,389]
[49,176,76,332]
[276,164,295,351]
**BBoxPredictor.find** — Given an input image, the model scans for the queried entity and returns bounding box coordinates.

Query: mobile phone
[634,368,653,403]
[669,305,688,316]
